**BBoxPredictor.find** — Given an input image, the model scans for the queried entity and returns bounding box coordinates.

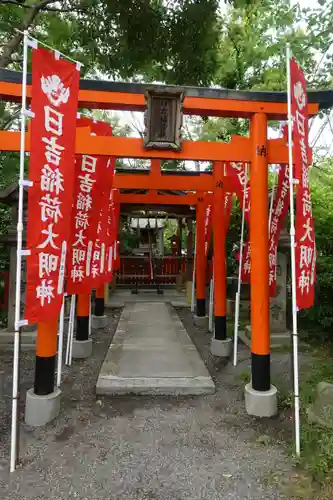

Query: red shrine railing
[117,255,187,285]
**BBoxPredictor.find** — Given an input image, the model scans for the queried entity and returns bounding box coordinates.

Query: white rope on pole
[208,262,214,332]
[65,295,75,366]
[68,295,76,366]
[233,164,249,367]
[56,296,65,387]
[286,44,301,458]
[10,30,29,473]
[191,227,197,313]
[65,298,71,366]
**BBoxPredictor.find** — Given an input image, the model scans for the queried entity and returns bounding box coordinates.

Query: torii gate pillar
[211,161,231,357]
[92,286,107,330]
[72,293,93,359]
[245,113,277,417]
[194,197,207,324]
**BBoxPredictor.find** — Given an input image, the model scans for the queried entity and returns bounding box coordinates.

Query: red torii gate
[0,68,330,420]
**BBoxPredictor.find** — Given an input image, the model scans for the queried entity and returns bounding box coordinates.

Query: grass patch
[238,370,251,384]
[275,357,333,484]
[237,356,333,484]
[297,358,333,482]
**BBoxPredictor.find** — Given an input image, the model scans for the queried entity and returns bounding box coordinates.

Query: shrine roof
[1,69,332,118]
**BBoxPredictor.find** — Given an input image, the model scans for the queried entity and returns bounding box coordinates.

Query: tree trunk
[0,0,58,68]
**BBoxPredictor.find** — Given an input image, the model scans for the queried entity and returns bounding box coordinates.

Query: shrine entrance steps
[96,302,215,396]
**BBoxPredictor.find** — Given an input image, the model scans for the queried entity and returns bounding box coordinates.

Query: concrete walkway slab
[96,302,215,396]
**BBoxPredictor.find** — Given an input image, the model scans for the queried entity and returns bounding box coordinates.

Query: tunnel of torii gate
[1,68,333,416]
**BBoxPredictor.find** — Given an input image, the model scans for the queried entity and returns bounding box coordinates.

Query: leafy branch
[0,0,85,68]
[0,0,85,12]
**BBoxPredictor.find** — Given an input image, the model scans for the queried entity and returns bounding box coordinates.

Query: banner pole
[56,296,65,387]
[68,295,76,366]
[191,227,197,313]
[233,164,248,367]
[69,295,76,366]
[10,30,29,473]
[65,295,75,365]
[286,43,301,457]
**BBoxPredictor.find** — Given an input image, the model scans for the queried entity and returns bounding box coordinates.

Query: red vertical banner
[241,242,251,283]
[226,162,247,191]
[112,196,121,272]
[25,48,79,323]
[66,121,113,294]
[226,162,251,282]
[104,191,120,281]
[226,162,250,225]
[206,191,233,259]
[268,165,290,295]
[290,57,316,309]
[224,192,233,235]
[90,159,116,288]
[105,189,116,281]
[204,204,212,258]
[225,162,251,283]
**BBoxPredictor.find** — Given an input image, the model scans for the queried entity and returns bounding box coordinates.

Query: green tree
[217,0,333,91]
[0,0,220,85]
[189,0,333,140]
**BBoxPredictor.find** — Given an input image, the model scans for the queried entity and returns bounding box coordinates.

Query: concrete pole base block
[245,383,278,417]
[91,315,107,330]
[193,315,208,328]
[25,387,61,426]
[210,338,232,358]
[72,338,93,359]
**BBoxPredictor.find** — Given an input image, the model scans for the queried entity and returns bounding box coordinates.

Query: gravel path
[0,305,300,499]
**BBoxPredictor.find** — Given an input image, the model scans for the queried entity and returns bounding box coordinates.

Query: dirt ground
[0,305,318,499]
